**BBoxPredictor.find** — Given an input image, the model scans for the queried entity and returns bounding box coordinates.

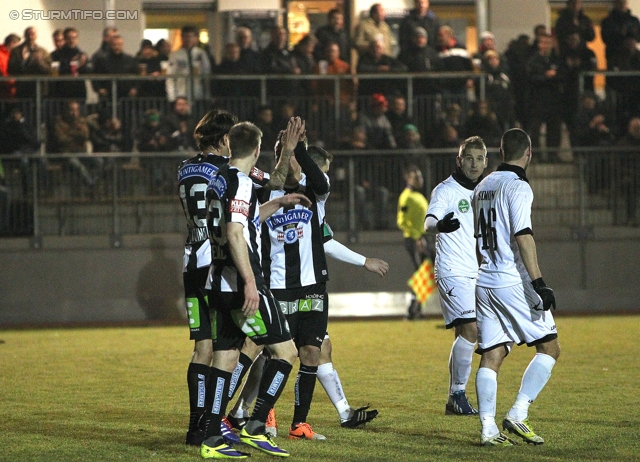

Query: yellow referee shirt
[397,187,429,240]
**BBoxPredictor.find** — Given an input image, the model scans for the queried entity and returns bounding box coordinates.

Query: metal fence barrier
[1,146,638,246]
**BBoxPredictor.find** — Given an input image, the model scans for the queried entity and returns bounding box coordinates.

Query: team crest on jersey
[278,227,304,244]
[458,199,470,213]
[230,199,250,217]
[209,174,227,198]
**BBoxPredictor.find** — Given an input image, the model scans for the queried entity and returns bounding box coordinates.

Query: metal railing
[1,146,638,246]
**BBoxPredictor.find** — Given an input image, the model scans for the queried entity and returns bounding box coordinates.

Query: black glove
[436,212,460,233]
[531,278,556,311]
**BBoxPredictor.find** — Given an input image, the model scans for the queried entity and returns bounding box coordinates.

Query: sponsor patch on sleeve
[230,199,250,217]
[250,167,265,182]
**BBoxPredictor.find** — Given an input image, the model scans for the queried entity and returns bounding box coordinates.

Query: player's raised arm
[265,117,304,190]
[258,193,312,223]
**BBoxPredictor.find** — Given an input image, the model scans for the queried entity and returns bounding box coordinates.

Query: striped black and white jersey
[178,153,269,272]
[472,164,534,289]
[260,174,330,290]
[206,164,267,292]
[426,173,478,280]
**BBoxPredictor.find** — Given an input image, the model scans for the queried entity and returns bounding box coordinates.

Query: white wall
[218,0,279,11]
[0,0,144,55]
[488,0,550,51]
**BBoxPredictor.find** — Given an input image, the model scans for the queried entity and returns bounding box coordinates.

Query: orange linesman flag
[407,259,436,304]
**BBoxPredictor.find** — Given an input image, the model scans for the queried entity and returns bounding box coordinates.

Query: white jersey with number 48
[472,168,533,289]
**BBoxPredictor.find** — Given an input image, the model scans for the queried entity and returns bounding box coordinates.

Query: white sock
[508,353,556,421]
[317,362,351,421]
[476,367,499,437]
[449,336,475,393]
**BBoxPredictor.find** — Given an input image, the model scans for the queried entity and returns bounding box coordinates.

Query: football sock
[476,367,499,437]
[449,335,475,393]
[507,353,556,421]
[317,362,351,421]
[292,364,318,425]
[228,353,253,400]
[245,359,293,435]
[187,362,210,432]
[202,368,232,444]
[230,353,266,418]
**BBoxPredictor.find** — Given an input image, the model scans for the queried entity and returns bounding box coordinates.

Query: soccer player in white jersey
[424,136,488,416]
[472,128,560,447]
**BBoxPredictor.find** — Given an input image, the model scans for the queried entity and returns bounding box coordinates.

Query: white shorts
[437,276,477,328]
[475,282,557,353]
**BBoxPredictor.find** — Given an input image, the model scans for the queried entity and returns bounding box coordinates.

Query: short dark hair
[181,25,199,36]
[369,3,382,17]
[228,122,262,159]
[459,136,487,157]
[308,145,333,169]
[4,34,20,47]
[328,8,342,19]
[194,109,238,151]
[500,128,531,162]
[403,164,421,177]
[52,29,64,38]
[63,28,77,38]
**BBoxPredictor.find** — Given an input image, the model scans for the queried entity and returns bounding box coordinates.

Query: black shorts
[183,267,213,341]
[210,288,292,351]
[271,283,329,350]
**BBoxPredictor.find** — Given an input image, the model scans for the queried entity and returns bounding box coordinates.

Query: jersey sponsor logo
[178,163,219,182]
[267,371,285,396]
[208,174,227,198]
[230,199,250,217]
[250,167,265,181]
[266,209,313,231]
[458,199,470,213]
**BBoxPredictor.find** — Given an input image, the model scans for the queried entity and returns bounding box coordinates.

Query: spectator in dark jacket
[92,35,138,98]
[601,0,640,69]
[261,26,301,97]
[8,27,52,98]
[0,108,39,154]
[356,39,408,97]
[397,27,443,95]
[50,27,90,98]
[162,96,198,151]
[399,0,441,53]
[436,26,474,94]
[526,33,564,161]
[484,50,517,131]
[554,0,596,56]
[136,40,165,98]
[314,9,350,62]
[560,32,597,129]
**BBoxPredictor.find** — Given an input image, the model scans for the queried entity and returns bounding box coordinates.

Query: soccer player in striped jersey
[178,110,295,446]
[258,131,332,441]
[226,221,386,434]
[200,121,310,459]
[472,128,560,447]
[424,136,488,416]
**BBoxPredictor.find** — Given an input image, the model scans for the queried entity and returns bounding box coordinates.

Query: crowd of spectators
[0,0,639,160]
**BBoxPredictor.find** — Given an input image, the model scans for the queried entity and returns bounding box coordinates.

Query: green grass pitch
[1,316,638,461]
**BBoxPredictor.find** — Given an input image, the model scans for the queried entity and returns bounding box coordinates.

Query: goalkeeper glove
[436,212,460,233]
[531,277,556,311]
